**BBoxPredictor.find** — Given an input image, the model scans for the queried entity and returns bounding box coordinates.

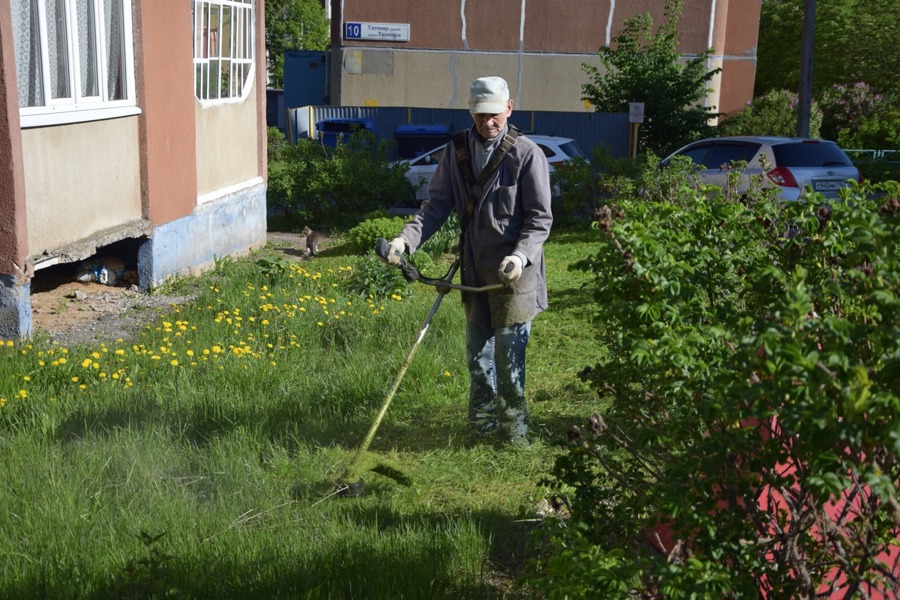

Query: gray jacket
[400,126,553,328]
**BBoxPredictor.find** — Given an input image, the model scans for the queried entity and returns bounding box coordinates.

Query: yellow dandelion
[18,389,27,399]
[170,359,179,367]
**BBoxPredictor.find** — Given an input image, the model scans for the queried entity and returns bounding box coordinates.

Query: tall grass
[0,224,605,598]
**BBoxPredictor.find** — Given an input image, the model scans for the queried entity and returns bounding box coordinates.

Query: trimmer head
[337,478,366,498]
[334,463,411,498]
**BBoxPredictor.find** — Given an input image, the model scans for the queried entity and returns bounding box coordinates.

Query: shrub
[552,146,642,224]
[266,130,415,229]
[837,104,900,151]
[527,163,900,596]
[719,89,822,138]
[345,216,410,255]
[817,82,883,143]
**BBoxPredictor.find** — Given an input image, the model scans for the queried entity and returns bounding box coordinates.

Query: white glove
[385,236,407,266]
[498,255,524,283]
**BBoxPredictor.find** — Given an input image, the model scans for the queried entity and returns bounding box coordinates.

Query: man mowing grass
[382,75,553,447]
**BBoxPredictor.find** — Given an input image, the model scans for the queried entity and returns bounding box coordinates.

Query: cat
[302,226,324,257]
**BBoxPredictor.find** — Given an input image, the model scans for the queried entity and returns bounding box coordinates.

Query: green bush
[527,162,900,596]
[719,89,822,138]
[817,82,883,143]
[838,104,900,151]
[345,216,410,255]
[552,146,642,224]
[266,130,415,229]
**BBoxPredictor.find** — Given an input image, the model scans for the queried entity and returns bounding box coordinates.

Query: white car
[400,134,586,201]
[660,136,861,201]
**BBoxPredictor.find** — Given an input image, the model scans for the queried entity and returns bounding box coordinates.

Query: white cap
[469,76,510,114]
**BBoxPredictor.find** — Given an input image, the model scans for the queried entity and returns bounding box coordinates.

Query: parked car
[660,136,862,201]
[400,134,586,201]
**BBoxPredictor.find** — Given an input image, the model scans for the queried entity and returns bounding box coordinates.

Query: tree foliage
[581,0,719,156]
[265,0,330,88]
[719,89,822,138]
[756,0,900,101]
[528,159,900,597]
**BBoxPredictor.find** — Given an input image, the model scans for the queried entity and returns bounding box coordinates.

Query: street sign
[344,22,410,42]
[629,102,645,124]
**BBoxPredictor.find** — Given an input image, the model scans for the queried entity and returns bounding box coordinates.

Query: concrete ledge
[0,274,32,340]
[138,180,267,288]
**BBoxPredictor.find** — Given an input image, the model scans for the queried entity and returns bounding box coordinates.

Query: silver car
[400,134,585,202]
[660,136,861,201]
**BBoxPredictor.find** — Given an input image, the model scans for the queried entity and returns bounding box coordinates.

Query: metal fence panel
[288,106,629,158]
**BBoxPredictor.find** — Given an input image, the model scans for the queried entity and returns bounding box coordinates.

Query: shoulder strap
[453,125,521,235]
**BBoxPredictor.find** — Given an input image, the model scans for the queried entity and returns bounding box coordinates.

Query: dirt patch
[29,232,309,348]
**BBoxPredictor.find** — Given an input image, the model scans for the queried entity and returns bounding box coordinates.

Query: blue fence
[287,105,630,159]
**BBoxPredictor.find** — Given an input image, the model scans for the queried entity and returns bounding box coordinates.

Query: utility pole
[797,0,816,137]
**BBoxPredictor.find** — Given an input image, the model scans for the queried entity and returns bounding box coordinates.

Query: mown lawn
[0,222,606,599]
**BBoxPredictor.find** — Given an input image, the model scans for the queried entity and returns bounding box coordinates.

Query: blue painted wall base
[138,181,267,288]
[0,275,32,340]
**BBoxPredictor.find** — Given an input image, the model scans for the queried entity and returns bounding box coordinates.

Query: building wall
[195,92,262,197]
[22,120,144,261]
[134,0,199,227]
[330,0,760,118]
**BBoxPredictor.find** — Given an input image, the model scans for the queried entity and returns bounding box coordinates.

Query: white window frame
[192,0,255,104]
[15,0,139,128]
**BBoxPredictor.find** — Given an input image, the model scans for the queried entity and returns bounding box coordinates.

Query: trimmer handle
[375,238,420,283]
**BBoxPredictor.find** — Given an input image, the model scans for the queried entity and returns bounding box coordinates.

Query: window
[11,0,137,127]
[192,0,254,102]
[703,142,761,169]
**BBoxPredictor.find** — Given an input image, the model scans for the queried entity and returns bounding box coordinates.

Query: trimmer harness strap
[452,125,520,235]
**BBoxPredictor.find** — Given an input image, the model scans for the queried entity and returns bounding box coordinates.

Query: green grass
[0,223,606,599]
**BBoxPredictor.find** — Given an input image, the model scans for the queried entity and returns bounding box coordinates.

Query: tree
[756,0,900,101]
[581,0,720,156]
[718,89,822,138]
[265,0,330,89]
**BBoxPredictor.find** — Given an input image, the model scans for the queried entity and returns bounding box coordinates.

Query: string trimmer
[335,238,510,497]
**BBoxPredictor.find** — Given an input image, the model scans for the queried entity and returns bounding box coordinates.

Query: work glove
[383,236,407,266]
[498,254,524,284]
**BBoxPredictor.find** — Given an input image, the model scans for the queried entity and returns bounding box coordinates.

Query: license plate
[814,180,847,192]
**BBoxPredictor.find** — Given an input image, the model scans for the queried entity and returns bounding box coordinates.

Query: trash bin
[315,118,376,147]
[394,124,453,159]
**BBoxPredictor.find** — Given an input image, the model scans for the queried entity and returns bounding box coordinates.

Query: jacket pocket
[495,185,517,219]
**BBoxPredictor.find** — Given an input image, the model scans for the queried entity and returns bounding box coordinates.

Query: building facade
[327,0,760,118]
[0,0,269,339]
